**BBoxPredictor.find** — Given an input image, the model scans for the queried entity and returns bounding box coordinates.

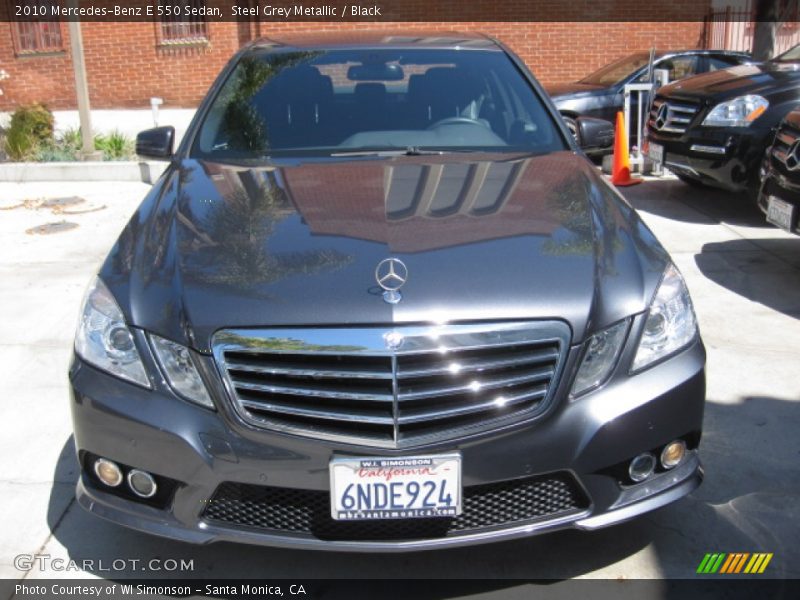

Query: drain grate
[26,221,79,235]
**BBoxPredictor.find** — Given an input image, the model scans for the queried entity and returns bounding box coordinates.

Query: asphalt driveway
[0,175,798,589]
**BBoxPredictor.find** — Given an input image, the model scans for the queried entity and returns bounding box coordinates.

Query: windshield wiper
[330,146,450,157]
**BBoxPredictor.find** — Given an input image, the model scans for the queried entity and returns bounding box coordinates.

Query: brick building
[0,1,710,111]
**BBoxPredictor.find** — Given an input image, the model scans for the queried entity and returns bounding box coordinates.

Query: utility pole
[752,0,780,61]
[67,0,100,160]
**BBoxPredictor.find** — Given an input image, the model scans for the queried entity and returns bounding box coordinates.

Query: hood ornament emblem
[785,140,800,171]
[384,331,405,351]
[654,103,669,130]
[375,258,408,304]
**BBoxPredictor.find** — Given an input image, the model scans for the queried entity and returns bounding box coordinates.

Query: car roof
[246,31,500,51]
[654,49,751,58]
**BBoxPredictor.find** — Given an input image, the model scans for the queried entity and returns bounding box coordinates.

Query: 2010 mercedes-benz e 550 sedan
[69,32,706,551]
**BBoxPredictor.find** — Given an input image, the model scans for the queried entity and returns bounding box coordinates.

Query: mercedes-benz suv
[646,43,800,200]
[69,32,706,551]
[758,107,800,234]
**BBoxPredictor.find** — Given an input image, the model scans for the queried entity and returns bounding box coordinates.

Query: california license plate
[647,141,664,166]
[766,195,796,232]
[329,454,462,520]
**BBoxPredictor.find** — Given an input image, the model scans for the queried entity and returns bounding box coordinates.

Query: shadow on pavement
[45,439,650,585]
[695,237,800,320]
[45,393,800,591]
[646,396,800,580]
[622,178,770,229]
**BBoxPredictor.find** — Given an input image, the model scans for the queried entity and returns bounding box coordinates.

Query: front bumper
[69,332,706,552]
[648,125,772,192]
[758,169,800,235]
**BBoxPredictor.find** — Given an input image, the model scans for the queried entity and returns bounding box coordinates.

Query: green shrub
[58,127,83,154]
[4,103,54,160]
[94,129,134,161]
[35,144,78,162]
[3,118,135,162]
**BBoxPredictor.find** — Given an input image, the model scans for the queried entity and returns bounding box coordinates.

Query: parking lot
[0,174,798,588]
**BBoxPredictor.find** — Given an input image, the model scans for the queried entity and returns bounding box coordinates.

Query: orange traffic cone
[611,111,642,187]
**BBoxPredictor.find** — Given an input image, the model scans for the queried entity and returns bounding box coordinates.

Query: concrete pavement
[0,175,798,587]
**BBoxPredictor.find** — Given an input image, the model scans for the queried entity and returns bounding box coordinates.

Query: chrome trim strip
[397,388,548,424]
[776,131,797,146]
[226,361,394,380]
[668,104,698,114]
[396,348,559,378]
[690,144,726,155]
[240,399,394,424]
[234,380,393,402]
[397,367,553,401]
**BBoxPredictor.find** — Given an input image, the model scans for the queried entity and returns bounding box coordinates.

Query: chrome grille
[213,322,570,448]
[772,119,800,168]
[648,98,700,134]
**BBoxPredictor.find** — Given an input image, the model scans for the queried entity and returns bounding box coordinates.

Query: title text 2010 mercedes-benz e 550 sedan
[69,32,705,551]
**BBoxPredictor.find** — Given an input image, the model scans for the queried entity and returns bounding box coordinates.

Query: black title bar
[0,0,792,23]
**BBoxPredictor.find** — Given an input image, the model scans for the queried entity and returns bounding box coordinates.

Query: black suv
[548,49,751,141]
[758,107,800,234]
[646,44,800,200]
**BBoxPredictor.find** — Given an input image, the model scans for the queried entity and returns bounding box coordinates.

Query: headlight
[571,319,630,396]
[75,277,150,388]
[702,95,768,127]
[633,264,698,372]
[149,334,214,408]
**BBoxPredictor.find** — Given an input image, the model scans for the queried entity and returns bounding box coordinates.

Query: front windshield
[192,48,565,159]
[579,53,651,86]
[772,44,800,62]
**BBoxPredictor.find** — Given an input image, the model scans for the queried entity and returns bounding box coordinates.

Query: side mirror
[136,126,175,160]
[575,116,615,151]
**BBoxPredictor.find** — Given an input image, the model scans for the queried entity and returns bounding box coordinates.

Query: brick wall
[0,19,706,111]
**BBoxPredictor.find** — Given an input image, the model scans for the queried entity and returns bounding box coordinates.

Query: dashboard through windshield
[192,48,567,159]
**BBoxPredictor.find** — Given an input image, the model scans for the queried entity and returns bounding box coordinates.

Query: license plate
[766,195,796,232]
[647,141,664,166]
[329,454,461,520]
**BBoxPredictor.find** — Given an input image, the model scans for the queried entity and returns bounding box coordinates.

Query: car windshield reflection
[193,49,565,160]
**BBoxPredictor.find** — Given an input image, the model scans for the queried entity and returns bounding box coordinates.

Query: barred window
[10,1,64,54]
[158,0,209,45]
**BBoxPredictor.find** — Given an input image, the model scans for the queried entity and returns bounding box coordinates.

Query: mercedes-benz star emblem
[654,103,669,131]
[785,140,800,171]
[383,331,405,351]
[375,258,408,304]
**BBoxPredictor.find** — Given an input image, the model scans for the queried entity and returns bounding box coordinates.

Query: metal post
[623,83,654,171]
[67,2,100,160]
[636,95,643,159]
[723,6,731,50]
[151,97,163,127]
[623,87,631,147]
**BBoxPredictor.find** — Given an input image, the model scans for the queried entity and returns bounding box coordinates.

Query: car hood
[546,82,609,101]
[102,152,669,352]
[660,62,800,102]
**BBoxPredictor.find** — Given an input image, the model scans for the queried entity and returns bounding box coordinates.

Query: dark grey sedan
[69,32,705,551]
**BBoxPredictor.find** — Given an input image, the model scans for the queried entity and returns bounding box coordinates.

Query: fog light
[629,453,656,483]
[127,469,157,498]
[93,458,122,487]
[660,440,686,469]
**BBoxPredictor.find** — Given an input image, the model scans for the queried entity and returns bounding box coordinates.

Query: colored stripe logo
[697,553,773,574]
